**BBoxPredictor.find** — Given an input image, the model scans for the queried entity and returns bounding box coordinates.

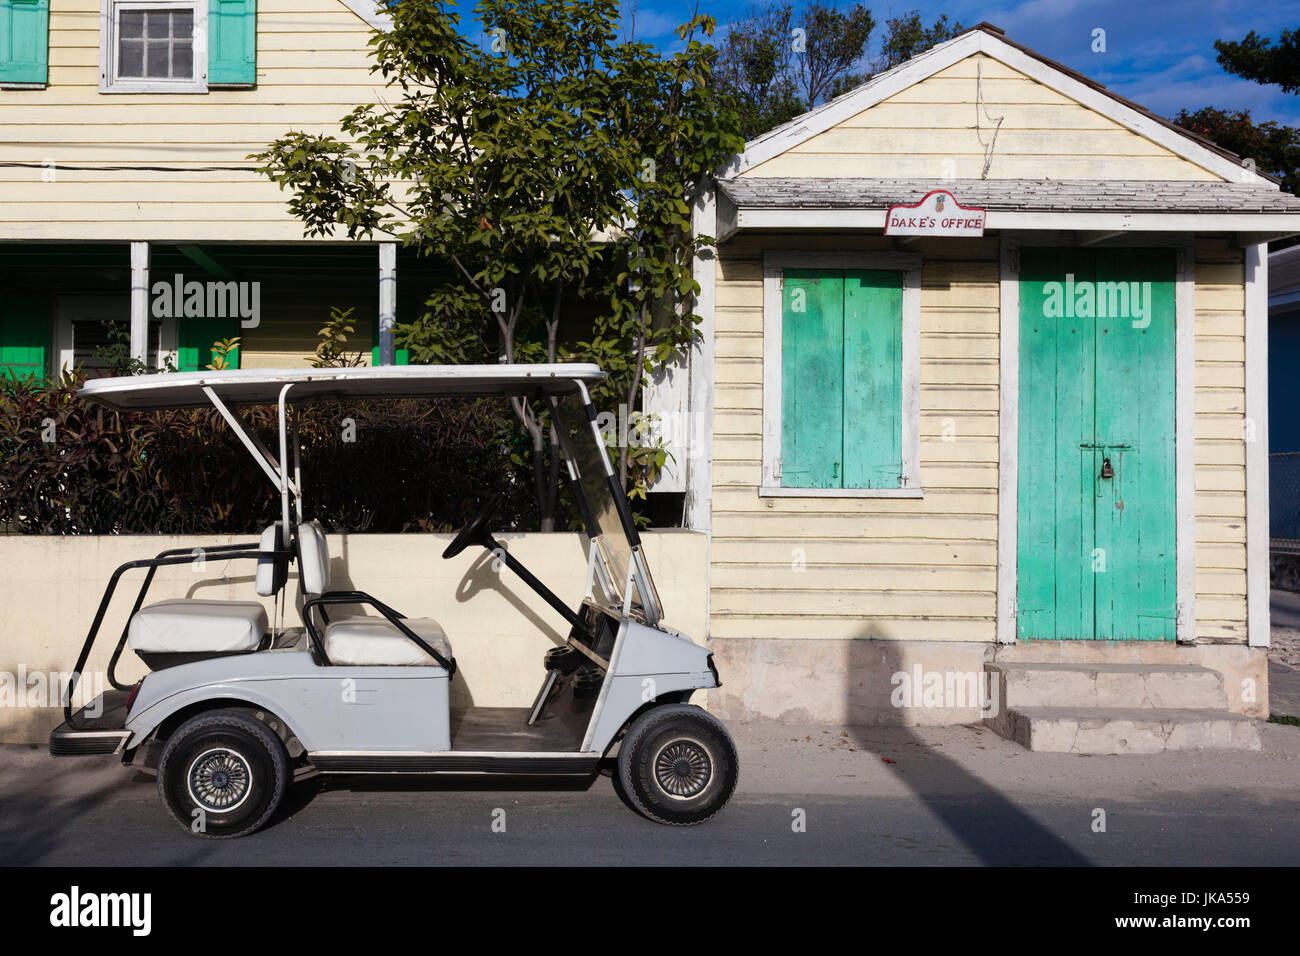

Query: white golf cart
[50,364,736,837]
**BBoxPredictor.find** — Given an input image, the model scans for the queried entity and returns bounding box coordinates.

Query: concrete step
[986,661,1228,712]
[996,707,1261,754]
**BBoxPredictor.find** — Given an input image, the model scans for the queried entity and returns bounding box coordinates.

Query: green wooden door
[781,268,903,489]
[1017,248,1177,641]
[0,293,51,380]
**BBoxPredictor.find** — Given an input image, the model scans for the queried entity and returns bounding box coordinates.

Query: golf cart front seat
[296,520,454,668]
[127,524,285,669]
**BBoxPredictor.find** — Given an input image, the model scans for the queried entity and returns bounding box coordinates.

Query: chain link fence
[1272,452,1300,553]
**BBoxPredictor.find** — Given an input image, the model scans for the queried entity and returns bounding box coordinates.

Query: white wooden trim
[99,0,208,95]
[1175,245,1196,642]
[1245,243,1271,648]
[726,27,1273,187]
[338,0,393,31]
[997,235,1195,644]
[761,249,922,496]
[684,187,717,532]
[721,208,1300,240]
[996,239,1019,644]
[130,241,150,363]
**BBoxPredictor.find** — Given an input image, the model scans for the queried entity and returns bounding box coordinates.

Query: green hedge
[0,371,549,534]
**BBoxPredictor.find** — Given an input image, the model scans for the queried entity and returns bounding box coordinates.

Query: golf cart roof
[78,363,606,410]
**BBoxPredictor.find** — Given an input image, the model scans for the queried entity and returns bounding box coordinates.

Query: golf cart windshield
[551,390,662,625]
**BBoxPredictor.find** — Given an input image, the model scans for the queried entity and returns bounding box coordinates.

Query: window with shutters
[761,251,922,498]
[0,0,50,88]
[100,0,257,92]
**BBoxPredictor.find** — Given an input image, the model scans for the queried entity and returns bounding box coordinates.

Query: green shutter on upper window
[208,0,256,86]
[0,294,51,381]
[0,0,49,87]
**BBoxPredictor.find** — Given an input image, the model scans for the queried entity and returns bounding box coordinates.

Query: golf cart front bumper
[49,689,132,756]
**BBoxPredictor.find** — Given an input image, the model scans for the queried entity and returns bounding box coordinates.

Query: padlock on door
[1099,456,1114,479]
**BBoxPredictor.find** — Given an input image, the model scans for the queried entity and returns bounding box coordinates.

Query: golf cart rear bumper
[49,689,132,756]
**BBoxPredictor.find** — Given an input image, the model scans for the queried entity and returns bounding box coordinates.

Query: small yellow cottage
[653,23,1300,750]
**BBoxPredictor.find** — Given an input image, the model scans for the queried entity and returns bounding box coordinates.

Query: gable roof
[723,22,1277,189]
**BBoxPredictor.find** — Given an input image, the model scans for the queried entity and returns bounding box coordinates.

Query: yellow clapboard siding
[710,537,997,566]
[711,563,995,591]
[743,54,1219,181]
[711,487,997,515]
[711,588,995,618]
[709,615,993,641]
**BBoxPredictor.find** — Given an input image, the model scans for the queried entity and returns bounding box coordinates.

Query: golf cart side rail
[64,542,295,726]
[300,591,456,674]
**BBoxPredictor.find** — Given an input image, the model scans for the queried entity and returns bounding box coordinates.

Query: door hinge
[773,457,782,479]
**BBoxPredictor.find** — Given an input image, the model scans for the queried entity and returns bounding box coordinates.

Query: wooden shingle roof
[717,178,1300,214]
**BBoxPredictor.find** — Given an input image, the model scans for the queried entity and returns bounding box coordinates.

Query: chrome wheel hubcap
[653,738,712,799]
[187,747,253,814]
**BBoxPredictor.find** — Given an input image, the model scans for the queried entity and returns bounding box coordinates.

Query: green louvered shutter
[1,294,51,380]
[0,0,49,87]
[178,317,240,371]
[208,0,256,86]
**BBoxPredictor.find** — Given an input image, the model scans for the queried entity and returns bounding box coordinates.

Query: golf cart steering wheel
[443,497,498,559]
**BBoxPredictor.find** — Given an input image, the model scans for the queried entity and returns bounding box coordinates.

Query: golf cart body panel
[50,363,735,834]
[123,645,453,753]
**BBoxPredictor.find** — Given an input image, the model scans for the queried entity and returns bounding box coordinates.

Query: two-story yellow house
[0,0,421,377]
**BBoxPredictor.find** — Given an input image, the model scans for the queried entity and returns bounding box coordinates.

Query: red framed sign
[884,189,986,237]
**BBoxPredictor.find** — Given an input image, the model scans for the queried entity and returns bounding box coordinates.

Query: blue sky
[611,0,1300,126]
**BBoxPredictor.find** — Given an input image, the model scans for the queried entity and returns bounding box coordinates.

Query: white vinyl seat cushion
[129,599,268,654]
[322,617,453,667]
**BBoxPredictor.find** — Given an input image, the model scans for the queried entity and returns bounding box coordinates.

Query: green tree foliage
[252,0,743,528]
[716,5,961,139]
[1174,106,1300,196]
[872,11,962,74]
[1216,28,1300,94]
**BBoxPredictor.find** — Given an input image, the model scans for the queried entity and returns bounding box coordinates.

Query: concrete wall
[0,530,708,743]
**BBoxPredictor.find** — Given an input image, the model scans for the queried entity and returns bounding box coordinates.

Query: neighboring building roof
[724,23,1276,188]
[718,178,1300,214]
[1270,244,1300,305]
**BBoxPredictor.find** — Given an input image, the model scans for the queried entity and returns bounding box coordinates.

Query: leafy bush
[0,371,554,535]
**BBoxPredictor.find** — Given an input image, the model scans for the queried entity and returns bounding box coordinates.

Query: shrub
[0,371,552,535]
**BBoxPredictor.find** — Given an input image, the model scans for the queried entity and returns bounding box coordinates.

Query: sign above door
[884,190,986,237]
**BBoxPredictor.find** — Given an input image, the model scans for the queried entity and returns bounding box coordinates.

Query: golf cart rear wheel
[617,705,737,826]
[158,708,288,839]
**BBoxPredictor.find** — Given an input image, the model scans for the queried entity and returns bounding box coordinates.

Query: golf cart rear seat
[297,520,455,669]
[127,524,286,669]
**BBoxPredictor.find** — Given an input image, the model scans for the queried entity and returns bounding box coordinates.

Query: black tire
[616,705,738,826]
[157,708,289,839]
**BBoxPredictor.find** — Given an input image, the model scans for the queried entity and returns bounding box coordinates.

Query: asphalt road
[4,722,1299,866]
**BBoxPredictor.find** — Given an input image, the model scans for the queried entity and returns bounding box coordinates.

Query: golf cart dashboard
[569,601,622,667]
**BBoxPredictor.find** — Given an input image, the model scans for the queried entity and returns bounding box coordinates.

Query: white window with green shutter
[0,0,49,88]
[99,0,255,92]
[761,250,922,498]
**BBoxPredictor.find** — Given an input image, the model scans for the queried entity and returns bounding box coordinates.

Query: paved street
[3,721,1299,866]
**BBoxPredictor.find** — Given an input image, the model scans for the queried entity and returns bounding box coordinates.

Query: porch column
[1245,243,1271,647]
[377,242,397,365]
[129,241,150,364]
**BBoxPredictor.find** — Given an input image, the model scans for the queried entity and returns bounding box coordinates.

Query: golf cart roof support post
[277,384,294,548]
[291,408,303,520]
[201,385,292,496]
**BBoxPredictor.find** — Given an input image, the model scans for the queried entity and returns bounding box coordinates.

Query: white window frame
[54,296,177,374]
[761,249,922,498]
[100,0,207,94]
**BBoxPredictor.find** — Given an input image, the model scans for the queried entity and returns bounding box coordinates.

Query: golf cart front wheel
[617,705,737,826]
[158,708,288,839]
